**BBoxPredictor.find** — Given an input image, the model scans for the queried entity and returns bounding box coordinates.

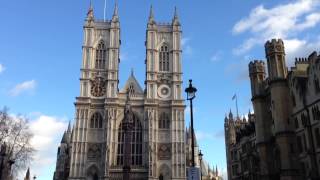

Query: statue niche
[87,143,101,160]
[158,144,171,160]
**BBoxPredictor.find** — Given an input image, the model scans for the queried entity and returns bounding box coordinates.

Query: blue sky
[1,0,320,179]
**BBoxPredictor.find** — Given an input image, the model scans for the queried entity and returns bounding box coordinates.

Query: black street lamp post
[185,79,197,167]
[198,150,203,180]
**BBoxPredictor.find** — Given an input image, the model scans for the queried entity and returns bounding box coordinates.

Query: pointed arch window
[95,41,106,69]
[128,83,135,97]
[159,112,170,129]
[90,112,103,128]
[159,45,169,71]
[117,116,142,166]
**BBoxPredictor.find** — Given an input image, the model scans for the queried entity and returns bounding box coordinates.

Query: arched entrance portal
[158,164,171,180]
[159,174,164,180]
[87,165,99,180]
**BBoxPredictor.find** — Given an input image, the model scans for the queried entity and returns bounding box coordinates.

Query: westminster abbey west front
[53,3,203,180]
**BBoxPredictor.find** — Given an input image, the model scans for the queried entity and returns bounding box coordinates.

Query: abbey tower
[54,4,188,180]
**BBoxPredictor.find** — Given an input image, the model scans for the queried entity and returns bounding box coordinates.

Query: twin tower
[249,39,296,179]
[56,3,188,180]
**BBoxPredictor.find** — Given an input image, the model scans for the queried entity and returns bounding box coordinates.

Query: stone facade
[225,39,320,180]
[53,4,215,180]
[53,123,72,180]
[224,111,258,180]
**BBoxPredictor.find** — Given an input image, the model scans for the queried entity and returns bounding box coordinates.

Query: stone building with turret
[225,111,258,180]
[225,39,320,180]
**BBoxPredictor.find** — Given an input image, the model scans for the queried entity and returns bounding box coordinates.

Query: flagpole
[104,0,107,22]
[236,94,239,118]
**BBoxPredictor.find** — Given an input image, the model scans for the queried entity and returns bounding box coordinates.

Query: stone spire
[216,165,218,176]
[86,0,94,21]
[229,109,233,120]
[172,6,180,25]
[148,5,155,24]
[67,121,71,132]
[24,167,30,180]
[224,114,228,123]
[61,131,67,143]
[112,2,119,22]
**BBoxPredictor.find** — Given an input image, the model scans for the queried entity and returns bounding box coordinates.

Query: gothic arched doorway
[87,165,99,180]
[159,174,164,180]
[158,164,171,180]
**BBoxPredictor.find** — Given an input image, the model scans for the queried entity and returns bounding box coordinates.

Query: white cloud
[181,37,190,47]
[0,64,5,73]
[219,167,228,180]
[233,0,320,57]
[182,37,193,55]
[196,131,214,141]
[120,51,128,61]
[9,80,37,96]
[30,115,67,151]
[284,38,320,66]
[210,51,223,62]
[29,114,68,178]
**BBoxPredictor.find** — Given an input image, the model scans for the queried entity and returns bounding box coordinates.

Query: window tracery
[95,41,106,69]
[117,116,142,166]
[159,112,170,129]
[90,112,103,128]
[159,45,169,71]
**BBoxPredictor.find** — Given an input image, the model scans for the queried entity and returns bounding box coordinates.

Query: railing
[95,19,111,23]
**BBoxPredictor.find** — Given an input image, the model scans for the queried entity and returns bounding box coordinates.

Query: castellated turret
[249,60,266,97]
[266,39,298,179]
[265,39,288,80]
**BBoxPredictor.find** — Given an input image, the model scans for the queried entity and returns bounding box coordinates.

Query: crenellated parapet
[249,60,266,75]
[264,38,285,56]
[265,38,288,80]
[295,57,309,64]
[249,60,266,98]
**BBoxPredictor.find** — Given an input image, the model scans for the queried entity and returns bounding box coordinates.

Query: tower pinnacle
[113,2,118,16]
[86,0,94,21]
[112,2,119,22]
[148,5,155,24]
[67,121,71,132]
[24,167,30,180]
[229,109,233,120]
[172,6,180,25]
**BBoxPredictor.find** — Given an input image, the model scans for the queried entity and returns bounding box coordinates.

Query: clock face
[91,77,106,97]
[158,84,171,99]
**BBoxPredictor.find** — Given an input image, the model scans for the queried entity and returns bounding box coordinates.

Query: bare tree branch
[0,107,35,178]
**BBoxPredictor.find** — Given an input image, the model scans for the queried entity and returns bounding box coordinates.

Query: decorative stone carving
[158,143,171,160]
[87,143,101,160]
[157,74,172,84]
[158,84,171,99]
[90,76,106,97]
